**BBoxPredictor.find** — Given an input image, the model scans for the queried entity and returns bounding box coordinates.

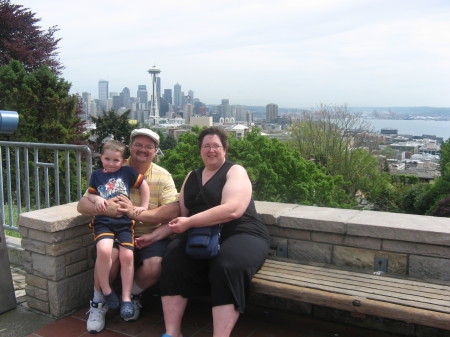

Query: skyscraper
[98,80,109,111]
[137,85,148,110]
[266,103,278,123]
[174,83,182,108]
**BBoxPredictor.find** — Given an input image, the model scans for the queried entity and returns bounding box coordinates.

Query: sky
[16,0,450,109]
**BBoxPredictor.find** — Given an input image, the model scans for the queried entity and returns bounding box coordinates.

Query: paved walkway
[3,264,402,337]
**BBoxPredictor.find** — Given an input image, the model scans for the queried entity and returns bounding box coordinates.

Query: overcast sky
[17,0,450,108]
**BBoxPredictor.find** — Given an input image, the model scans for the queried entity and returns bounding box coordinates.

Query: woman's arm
[168,165,252,233]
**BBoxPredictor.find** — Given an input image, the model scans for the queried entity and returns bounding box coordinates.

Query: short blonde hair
[101,140,126,158]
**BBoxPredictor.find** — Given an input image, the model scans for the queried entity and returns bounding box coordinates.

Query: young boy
[87,140,149,319]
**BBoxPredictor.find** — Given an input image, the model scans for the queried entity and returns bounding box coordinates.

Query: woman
[160,126,270,337]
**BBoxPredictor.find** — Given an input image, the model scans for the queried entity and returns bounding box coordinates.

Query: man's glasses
[132,143,156,150]
[201,145,223,151]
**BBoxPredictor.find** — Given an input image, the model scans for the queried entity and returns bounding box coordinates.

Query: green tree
[160,128,351,207]
[413,138,450,215]
[88,109,135,167]
[288,104,381,199]
[0,0,62,74]
[0,60,85,143]
[159,129,203,189]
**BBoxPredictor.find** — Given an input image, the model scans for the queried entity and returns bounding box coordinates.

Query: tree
[0,0,62,74]
[288,104,380,198]
[159,128,351,207]
[0,60,85,144]
[88,109,135,167]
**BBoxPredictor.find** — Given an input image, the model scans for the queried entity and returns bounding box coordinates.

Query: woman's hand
[168,217,191,234]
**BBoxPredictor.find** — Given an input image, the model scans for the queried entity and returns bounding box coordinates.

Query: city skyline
[17,0,450,108]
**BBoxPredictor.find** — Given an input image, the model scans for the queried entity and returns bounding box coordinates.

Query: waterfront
[365,119,450,140]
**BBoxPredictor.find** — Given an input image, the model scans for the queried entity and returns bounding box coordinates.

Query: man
[77,128,179,333]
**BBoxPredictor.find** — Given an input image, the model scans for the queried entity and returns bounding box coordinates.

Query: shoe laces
[87,304,106,320]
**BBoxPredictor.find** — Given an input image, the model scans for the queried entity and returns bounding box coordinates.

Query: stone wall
[256,201,450,283]
[18,202,94,317]
[18,201,450,318]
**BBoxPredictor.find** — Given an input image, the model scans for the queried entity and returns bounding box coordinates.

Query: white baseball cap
[130,128,160,146]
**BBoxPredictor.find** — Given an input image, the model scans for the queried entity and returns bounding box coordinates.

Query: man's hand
[77,196,124,218]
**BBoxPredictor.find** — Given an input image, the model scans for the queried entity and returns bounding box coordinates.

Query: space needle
[147,65,161,125]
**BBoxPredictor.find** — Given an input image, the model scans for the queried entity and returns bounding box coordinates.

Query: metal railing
[1,141,92,232]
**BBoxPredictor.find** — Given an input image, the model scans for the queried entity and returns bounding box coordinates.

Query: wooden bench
[252,259,450,331]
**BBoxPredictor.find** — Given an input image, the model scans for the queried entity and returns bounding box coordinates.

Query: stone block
[255,201,299,225]
[288,240,332,264]
[332,246,407,274]
[311,232,344,245]
[383,240,450,258]
[21,238,46,254]
[26,274,48,289]
[32,254,65,281]
[34,287,49,301]
[348,211,450,245]
[64,223,91,239]
[27,228,65,243]
[27,296,49,314]
[409,255,450,281]
[267,224,311,241]
[66,260,88,277]
[48,270,94,318]
[46,237,83,256]
[343,235,381,250]
[65,248,87,265]
[279,205,356,233]
[18,202,90,232]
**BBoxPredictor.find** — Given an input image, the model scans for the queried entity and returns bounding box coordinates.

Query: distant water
[364,119,450,140]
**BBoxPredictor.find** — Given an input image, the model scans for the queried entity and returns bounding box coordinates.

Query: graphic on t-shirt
[97,178,128,199]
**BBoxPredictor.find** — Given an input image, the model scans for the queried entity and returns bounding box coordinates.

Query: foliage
[0,0,63,74]
[287,104,387,201]
[0,60,85,144]
[88,109,135,168]
[160,128,352,207]
[158,130,177,151]
[159,131,203,189]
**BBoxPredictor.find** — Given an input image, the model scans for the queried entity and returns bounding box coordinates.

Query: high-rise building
[163,89,172,104]
[98,80,109,111]
[174,83,182,107]
[266,103,278,123]
[137,85,148,109]
[81,92,92,117]
[120,87,131,109]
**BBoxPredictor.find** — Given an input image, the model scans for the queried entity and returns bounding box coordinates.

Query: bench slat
[252,260,450,331]
[260,264,450,304]
[252,278,450,331]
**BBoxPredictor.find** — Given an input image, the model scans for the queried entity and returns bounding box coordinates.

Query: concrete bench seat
[252,259,450,331]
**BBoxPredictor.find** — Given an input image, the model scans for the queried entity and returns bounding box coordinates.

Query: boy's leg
[118,246,134,302]
[95,238,114,296]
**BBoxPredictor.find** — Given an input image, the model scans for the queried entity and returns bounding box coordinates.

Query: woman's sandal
[120,301,135,319]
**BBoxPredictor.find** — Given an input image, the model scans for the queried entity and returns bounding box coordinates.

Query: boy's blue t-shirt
[88,166,144,225]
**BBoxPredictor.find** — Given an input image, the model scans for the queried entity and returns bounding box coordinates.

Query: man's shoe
[122,294,142,322]
[86,301,108,333]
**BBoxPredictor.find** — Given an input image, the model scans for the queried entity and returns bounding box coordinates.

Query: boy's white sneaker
[86,301,108,333]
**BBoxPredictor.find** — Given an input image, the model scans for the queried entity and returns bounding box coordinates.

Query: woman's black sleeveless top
[183,160,269,241]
